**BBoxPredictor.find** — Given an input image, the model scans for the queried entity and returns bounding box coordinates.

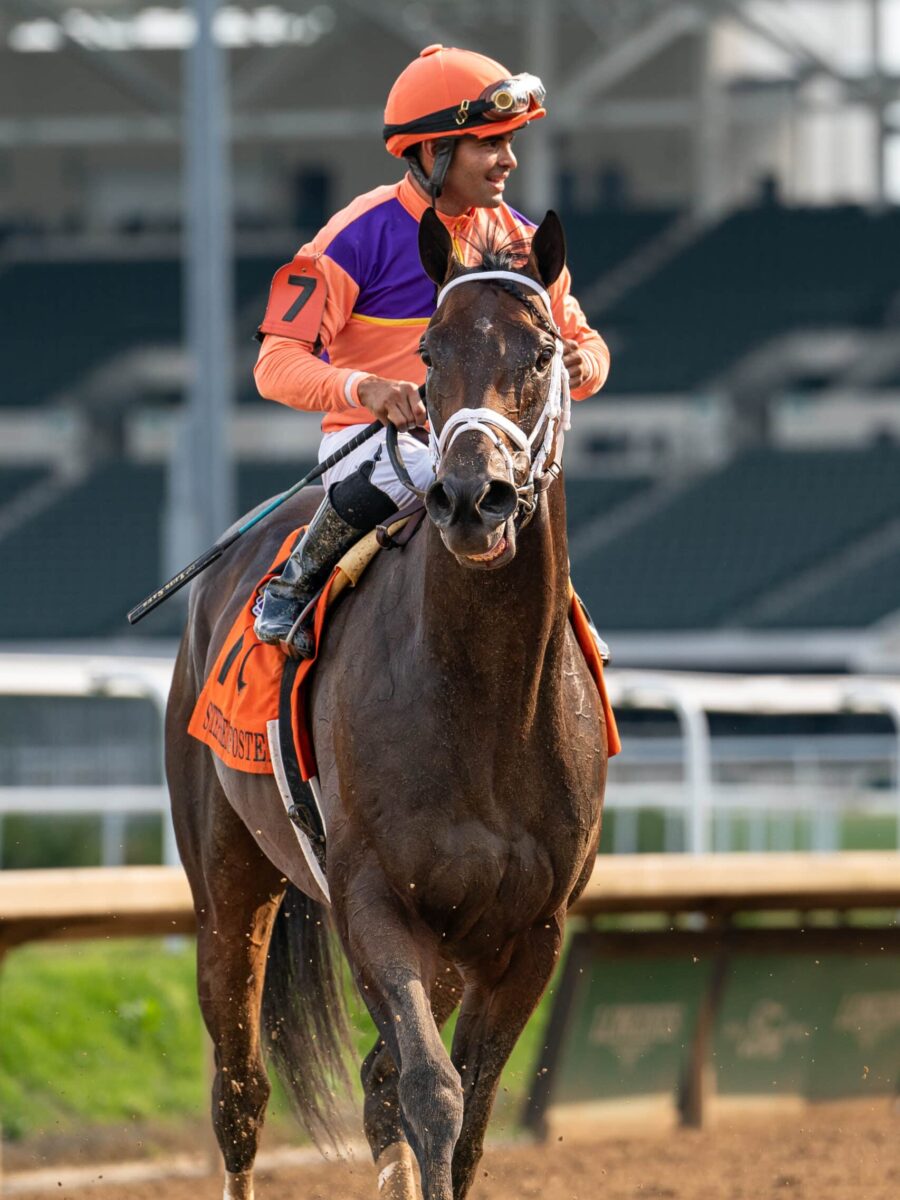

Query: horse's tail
[261,883,354,1150]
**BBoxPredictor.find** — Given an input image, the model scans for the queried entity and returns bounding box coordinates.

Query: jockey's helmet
[383,45,546,200]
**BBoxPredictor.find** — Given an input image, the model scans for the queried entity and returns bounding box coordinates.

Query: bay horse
[165,208,608,1200]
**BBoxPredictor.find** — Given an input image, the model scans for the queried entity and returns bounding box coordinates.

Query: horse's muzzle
[426,473,517,529]
[425,472,519,566]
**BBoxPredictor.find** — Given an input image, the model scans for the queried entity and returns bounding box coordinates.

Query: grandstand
[595,205,900,394]
[573,444,900,631]
[0,0,899,673]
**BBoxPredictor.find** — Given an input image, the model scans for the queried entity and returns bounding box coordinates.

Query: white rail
[0,654,177,867]
[1,655,899,864]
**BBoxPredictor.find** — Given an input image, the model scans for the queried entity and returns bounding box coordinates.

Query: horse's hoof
[223,1170,254,1200]
[376,1142,417,1199]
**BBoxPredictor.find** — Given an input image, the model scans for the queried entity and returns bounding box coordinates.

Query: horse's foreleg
[449,914,564,1200]
[361,961,464,1200]
[342,884,463,1200]
[184,791,284,1200]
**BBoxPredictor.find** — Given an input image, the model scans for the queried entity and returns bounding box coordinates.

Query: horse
[165,207,608,1200]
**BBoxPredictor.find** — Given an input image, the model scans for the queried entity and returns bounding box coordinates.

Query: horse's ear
[527,210,566,288]
[419,208,455,285]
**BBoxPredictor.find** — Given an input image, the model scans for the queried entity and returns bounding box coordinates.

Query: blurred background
[1,0,899,862]
[2,0,900,1182]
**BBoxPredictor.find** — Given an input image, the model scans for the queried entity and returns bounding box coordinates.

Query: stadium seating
[0,462,647,640]
[0,467,46,508]
[755,541,900,629]
[0,212,675,410]
[573,445,900,629]
[0,462,166,639]
[598,205,900,393]
[564,476,650,533]
[1,254,284,408]
[560,208,677,289]
[1,447,897,639]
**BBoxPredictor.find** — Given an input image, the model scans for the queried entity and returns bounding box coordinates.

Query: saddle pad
[188,529,621,777]
[568,583,621,758]
[187,521,398,776]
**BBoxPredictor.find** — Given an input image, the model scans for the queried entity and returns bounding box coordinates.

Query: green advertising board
[528,929,900,1128]
[547,953,712,1103]
[715,954,900,1101]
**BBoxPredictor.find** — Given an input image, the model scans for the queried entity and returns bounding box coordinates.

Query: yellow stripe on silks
[350,312,430,327]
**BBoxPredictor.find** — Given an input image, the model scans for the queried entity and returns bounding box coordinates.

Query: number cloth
[254,173,610,432]
[257,256,328,342]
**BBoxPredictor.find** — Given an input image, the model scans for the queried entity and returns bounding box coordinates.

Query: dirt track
[10,1103,900,1200]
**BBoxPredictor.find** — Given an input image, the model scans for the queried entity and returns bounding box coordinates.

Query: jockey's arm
[254,252,424,429]
[548,266,611,398]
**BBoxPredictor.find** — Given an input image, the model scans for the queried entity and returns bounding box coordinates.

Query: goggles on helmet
[476,74,546,120]
[383,73,546,141]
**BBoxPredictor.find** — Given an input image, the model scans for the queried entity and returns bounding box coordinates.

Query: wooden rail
[575,850,900,916]
[0,866,194,955]
[3,852,899,958]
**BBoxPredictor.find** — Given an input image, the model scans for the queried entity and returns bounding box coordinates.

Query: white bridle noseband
[428,269,571,521]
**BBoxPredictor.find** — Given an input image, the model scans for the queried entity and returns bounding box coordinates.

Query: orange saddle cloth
[188,529,621,778]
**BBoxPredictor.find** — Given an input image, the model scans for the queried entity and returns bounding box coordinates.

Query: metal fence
[1,655,899,868]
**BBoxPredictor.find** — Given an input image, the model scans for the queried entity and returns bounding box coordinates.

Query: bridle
[386,268,571,527]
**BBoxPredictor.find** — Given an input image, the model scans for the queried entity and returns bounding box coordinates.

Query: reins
[386,268,571,527]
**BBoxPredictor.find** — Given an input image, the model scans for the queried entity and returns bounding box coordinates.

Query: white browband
[430,270,571,513]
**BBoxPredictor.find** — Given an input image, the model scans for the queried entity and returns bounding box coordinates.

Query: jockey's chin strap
[429,269,571,525]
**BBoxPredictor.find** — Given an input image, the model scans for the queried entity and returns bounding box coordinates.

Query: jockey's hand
[357,376,427,431]
[562,339,592,390]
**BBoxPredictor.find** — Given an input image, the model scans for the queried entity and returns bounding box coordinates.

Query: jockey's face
[421,133,519,216]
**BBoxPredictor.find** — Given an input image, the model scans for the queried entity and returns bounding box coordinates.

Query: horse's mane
[460,227,532,273]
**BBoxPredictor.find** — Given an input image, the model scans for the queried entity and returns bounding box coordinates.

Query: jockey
[253,44,610,655]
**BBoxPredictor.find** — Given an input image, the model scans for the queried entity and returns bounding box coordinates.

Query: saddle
[188,507,619,902]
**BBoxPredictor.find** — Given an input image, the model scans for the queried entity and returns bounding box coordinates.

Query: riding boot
[254,463,398,657]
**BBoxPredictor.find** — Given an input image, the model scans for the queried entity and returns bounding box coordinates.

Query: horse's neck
[419,489,570,713]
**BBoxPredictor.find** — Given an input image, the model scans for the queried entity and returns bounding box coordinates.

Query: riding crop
[127,417,388,625]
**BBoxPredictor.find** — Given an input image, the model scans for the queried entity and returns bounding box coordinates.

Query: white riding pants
[319,424,434,509]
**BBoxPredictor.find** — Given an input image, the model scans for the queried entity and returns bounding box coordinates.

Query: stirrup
[281,592,321,659]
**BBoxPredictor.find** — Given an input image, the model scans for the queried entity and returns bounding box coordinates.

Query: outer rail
[3,851,900,954]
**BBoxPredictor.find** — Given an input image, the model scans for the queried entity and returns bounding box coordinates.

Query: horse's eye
[536,346,554,370]
[420,345,432,367]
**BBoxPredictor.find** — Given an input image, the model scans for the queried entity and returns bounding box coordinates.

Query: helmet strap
[429,139,455,202]
[404,138,455,207]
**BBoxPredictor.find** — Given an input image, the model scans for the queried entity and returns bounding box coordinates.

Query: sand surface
[8,1103,900,1200]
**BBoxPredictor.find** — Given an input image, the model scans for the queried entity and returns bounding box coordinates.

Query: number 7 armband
[256,254,328,343]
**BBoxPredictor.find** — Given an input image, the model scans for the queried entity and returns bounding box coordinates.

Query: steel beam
[521,0,557,217]
[170,0,235,574]
[557,5,704,112]
[7,0,177,113]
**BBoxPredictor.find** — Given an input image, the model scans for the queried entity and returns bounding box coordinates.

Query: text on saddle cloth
[187,522,621,778]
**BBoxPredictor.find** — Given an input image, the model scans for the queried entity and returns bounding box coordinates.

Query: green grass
[0,940,205,1141]
[1,816,163,870]
[601,809,898,855]
[0,937,553,1144]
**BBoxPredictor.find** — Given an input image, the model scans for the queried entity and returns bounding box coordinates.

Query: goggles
[383,73,546,141]
[475,74,546,121]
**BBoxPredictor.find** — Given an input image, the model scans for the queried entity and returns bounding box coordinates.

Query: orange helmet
[384,44,546,158]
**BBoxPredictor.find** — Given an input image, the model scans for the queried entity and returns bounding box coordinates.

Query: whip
[127,418,386,625]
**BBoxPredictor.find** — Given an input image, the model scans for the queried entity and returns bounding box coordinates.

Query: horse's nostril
[425,481,456,527]
[477,479,518,523]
